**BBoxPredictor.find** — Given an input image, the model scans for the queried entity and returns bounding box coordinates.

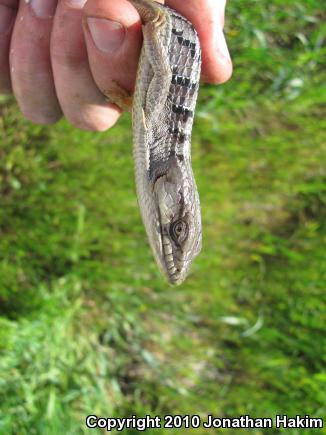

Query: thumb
[83,0,143,110]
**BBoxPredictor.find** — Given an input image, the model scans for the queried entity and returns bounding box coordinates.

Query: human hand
[0,0,232,131]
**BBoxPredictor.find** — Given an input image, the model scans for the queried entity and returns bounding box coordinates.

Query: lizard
[129,0,202,285]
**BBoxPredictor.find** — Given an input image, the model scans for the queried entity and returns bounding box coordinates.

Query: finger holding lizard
[167,0,232,84]
[83,0,232,112]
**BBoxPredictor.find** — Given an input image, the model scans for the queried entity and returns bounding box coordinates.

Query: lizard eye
[170,219,188,244]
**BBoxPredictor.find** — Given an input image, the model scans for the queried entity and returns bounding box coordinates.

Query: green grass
[0,0,325,433]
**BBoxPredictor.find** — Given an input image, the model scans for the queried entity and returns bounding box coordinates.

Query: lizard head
[153,160,202,285]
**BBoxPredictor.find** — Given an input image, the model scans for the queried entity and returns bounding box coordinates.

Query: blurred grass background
[0,0,325,433]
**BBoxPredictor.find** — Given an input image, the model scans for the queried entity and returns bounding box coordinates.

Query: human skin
[0,0,232,131]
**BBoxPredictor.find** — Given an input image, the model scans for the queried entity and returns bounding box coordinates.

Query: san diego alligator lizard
[130,0,202,285]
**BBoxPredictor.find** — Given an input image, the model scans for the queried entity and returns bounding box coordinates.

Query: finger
[51,0,120,131]
[9,0,62,123]
[167,0,232,84]
[82,0,142,110]
[0,1,17,93]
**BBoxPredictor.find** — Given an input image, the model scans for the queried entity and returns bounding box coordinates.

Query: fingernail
[29,0,57,18]
[66,0,87,9]
[216,28,231,61]
[0,5,15,34]
[87,17,125,54]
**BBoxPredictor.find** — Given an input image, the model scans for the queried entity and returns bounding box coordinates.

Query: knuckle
[22,110,62,125]
[51,48,87,71]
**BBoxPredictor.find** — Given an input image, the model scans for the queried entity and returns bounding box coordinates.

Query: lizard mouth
[161,234,186,285]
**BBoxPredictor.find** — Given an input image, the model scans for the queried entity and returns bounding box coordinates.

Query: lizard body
[130,0,202,284]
